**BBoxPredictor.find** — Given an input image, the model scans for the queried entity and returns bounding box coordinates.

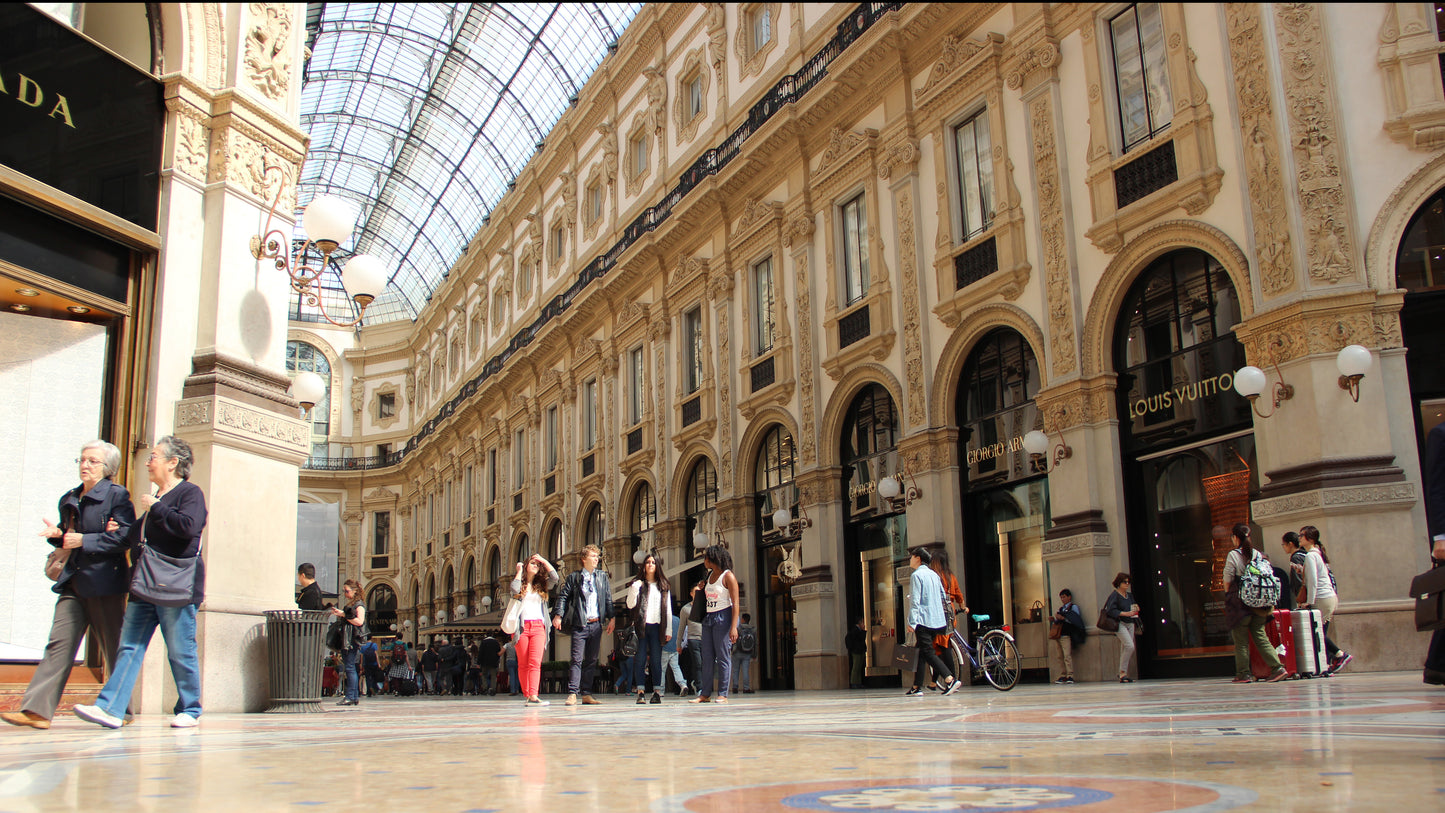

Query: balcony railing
[303,3,905,473]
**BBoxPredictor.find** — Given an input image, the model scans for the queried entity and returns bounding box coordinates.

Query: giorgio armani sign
[0,4,163,231]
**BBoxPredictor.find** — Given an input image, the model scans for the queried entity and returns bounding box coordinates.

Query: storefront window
[1114,249,1252,677]
[753,426,796,690]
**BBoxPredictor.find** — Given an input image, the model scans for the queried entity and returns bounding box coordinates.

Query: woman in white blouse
[511,554,559,706]
[626,552,674,704]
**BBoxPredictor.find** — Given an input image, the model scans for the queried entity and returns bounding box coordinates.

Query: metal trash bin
[264,609,329,713]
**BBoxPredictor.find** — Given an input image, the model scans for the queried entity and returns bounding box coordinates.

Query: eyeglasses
[75,458,105,466]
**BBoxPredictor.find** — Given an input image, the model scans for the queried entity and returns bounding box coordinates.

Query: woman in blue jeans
[333,579,368,705]
[689,544,740,704]
[74,436,208,729]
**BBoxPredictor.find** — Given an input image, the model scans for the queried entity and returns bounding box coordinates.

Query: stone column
[142,3,311,714]
[790,467,844,689]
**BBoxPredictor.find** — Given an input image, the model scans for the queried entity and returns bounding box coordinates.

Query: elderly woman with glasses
[74,435,208,730]
[1,441,135,730]
[1102,572,1141,682]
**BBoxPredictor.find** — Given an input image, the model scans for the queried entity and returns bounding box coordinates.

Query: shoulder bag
[130,515,205,607]
[1096,607,1119,633]
[501,595,523,635]
[45,548,71,581]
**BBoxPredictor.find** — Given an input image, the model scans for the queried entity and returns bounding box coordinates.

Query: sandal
[688,695,711,703]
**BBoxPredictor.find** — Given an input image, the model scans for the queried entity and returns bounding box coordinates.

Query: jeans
[910,625,953,688]
[686,639,703,688]
[94,600,201,719]
[516,620,546,698]
[1232,612,1282,678]
[480,665,498,693]
[732,655,752,691]
[639,624,663,693]
[506,660,519,694]
[568,620,603,695]
[661,649,686,691]
[342,647,361,701]
[699,613,733,698]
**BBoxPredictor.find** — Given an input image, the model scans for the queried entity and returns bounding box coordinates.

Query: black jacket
[554,568,613,631]
[1055,601,1087,646]
[52,478,136,597]
[297,582,324,610]
[126,480,208,559]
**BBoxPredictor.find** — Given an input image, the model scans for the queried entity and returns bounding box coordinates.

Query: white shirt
[1302,547,1336,605]
[519,590,549,622]
[627,580,673,629]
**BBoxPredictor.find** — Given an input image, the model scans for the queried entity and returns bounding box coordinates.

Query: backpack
[1238,550,1282,608]
[737,627,757,656]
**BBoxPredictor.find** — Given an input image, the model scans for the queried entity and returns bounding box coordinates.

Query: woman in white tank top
[688,544,740,703]
[510,554,558,706]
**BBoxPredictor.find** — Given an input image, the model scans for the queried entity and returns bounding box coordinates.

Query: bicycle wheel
[946,632,970,685]
[979,631,1020,691]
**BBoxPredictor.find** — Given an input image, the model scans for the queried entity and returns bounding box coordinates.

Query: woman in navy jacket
[74,435,208,730]
[1,441,135,730]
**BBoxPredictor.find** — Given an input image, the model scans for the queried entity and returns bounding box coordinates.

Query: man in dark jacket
[477,633,503,695]
[1052,588,1086,684]
[553,544,614,705]
[296,563,324,610]
[1425,423,1445,685]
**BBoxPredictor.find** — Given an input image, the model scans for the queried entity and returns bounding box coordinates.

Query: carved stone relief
[1275,3,1357,286]
[1226,3,1297,298]
[706,3,727,81]
[793,245,818,467]
[888,168,927,430]
[817,127,867,175]
[1029,95,1077,378]
[717,301,733,487]
[173,110,210,182]
[244,3,293,101]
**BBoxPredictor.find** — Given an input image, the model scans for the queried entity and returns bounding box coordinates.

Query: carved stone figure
[244,3,293,100]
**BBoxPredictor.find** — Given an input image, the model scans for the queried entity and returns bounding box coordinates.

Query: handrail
[305,2,905,472]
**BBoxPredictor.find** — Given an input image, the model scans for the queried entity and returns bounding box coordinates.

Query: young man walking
[554,544,614,705]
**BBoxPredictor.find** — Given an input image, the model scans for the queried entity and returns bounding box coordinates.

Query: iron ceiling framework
[296,2,642,324]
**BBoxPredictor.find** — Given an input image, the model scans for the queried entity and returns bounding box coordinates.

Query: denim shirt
[908,565,947,630]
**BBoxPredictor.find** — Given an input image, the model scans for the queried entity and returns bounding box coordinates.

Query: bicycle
[945,613,1021,691]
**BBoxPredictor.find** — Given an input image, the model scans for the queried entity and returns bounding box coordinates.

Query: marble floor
[0,671,1441,812]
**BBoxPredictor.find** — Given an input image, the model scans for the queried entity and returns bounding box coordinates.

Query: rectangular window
[445,481,453,526]
[427,493,435,538]
[552,226,565,261]
[583,378,597,451]
[411,507,417,552]
[377,392,395,419]
[514,429,525,485]
[465,465,473,516]
[629,346,644,425]
[373,512,390,556]
[518,260,532,300]
[841,194,870,305]
[753,256,776,354]
[631,134,648,178]
[1110,2,1173,152]
[953,108,995,241]
[488,448,497,503]
[688,75,703,119]
[587,183,603,225]
[546,405,558,471]
[752,6,772,53]
[684,307,704,394]
[376,442,390,458]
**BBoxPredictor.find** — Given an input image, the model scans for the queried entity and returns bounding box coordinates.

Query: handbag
[130,543,205,607]
[1029,600,1044,623]
[501,596,522,635]
[1096,608,1119,633]
[326,618,346,651]
[1048,620,1064,640]
[44,547,71,581]
[890,643,919,671]
[1410,561,1445,632]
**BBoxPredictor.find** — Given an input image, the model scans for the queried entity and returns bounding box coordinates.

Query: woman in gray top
[1102,572,1140,682]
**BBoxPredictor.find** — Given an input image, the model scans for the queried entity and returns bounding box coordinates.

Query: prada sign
[0,4,163,230]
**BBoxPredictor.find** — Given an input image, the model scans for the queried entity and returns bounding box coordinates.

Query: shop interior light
[1335,344,1371,403]
[1233,361,1293,419]
[249,167,387,328]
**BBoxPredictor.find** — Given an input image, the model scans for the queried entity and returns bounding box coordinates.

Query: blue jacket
[908,565,947,630]
[52,479,136,597]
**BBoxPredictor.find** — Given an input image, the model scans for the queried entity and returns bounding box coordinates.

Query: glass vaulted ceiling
[296,3,643,324]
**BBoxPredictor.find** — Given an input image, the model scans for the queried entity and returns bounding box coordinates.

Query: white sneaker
[170,713,200,728]
[73,704,123,729]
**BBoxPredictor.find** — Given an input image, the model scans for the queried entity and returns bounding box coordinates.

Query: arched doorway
[1397,188,1445,454]
[1113,248,1251,678]
[683,457,718,620]
[367,584,397,638]
[629,482,656,559]
[955,328,1049,663]
[753,426,796,689]
[840,384,904,688]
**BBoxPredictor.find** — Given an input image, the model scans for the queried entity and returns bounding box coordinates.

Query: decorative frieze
[175,395,310,462]
[886,153,927,430]
[1041,532,1114,560]
[1233,291,1405,367]
[791,227,819,467]
[1028,93,1077,379]
[1252,482,1418,522]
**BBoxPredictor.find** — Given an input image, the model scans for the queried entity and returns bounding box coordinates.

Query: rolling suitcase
[1250,609,1295,680]
[1291,608,1329,676]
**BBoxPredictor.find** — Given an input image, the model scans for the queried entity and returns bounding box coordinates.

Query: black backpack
[737,627,757,656]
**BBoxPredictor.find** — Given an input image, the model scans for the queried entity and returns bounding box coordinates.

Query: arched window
[366,584,397,635]
[959,328,1042,487]
[464,557,476,616]
[582,502,604,550]
[754,426,796,530]
[1397,188,1445,291]
[443,567,455,614]
[285,340,331,458]
[841,384,898,516]
[548,519,564,563]
[630,482,656,555]
[513,533,530,565]
[685,457,719,545]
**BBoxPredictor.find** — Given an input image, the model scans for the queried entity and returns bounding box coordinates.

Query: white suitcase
[1291,609,1328,676]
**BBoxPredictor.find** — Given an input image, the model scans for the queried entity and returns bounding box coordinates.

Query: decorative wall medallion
[244,3,293,101]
